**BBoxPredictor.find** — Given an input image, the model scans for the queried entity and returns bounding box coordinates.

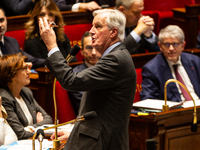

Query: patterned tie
[173,64,192,101]
[0,41,7,55]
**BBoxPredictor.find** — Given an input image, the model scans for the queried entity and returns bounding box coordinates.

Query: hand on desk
[50,130,71,141]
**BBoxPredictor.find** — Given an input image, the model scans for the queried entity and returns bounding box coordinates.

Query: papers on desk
[132,99,182,111]
[132,99,200,112]
[0,139,52,150]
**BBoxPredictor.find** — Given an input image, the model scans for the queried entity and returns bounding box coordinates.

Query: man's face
[121,0,144,27]
[158,37,185,63]
[81,36,101,65]
[0,9,7,40]
[90,13,112,54]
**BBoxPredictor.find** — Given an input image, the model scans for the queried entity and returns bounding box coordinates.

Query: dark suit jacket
[68,62,88,116]
[24,34,76,62]
[45,43,136,150]
[1,87,53,140]
[52,0,115,11]
[123,27,160,54]
[2,0,38,16]
[4,36,45,69]
[140,52,200,102]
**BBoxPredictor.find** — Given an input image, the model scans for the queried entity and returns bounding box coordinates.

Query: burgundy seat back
[52,81,76,124]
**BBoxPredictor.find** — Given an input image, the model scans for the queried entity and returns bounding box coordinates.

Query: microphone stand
[52,53,77,149]
[32,112,96,150]
[163,79,197,132]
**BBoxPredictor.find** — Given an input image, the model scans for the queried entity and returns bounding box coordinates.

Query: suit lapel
[160,53,181,101]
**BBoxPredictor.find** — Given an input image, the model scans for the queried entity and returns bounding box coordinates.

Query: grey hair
[158,25,185,43]
[115,0,143,9]
[92,9,126,42]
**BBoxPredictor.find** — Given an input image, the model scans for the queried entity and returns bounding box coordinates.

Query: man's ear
[118,6,125,13]
[158,41,163,52]
[110,27,118,39]
[80,46,84,56]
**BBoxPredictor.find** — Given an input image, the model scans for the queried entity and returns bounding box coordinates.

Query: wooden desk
[172,4,200,48]
[129,106,200,150]
[6,10,93,31]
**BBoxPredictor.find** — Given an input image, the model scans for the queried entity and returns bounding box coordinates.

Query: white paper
[7,139,52,150]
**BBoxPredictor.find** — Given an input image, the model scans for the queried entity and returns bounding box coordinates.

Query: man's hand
[36,112,44,123]
[79,1,101,11]
[50,130,71,141]
[134,16,154,37]
[39,17,58,52]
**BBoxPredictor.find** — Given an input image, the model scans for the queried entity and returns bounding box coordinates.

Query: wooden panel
[6,10,93,31]
[165,125,200,150]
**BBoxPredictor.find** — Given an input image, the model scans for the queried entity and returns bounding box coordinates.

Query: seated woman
[0,96,17,145]
[24,0,76,62]
[0,53,53,140]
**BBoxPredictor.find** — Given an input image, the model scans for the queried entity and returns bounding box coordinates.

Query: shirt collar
[101,42,121,58]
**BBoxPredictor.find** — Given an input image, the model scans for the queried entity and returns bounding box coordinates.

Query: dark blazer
[45,43,136,150]
[68,62,88,116]
[2,0,38,16]
[1,87,53,140]
[24,34,76,62]
[4,36,45,69]
[140,52,200,102]
[52,0,115,11]
[123,27,160,54]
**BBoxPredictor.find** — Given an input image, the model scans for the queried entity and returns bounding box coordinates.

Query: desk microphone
[36,129,45,150]
[163,79,197,132]
[32,111,97,150]
[66,45,81,63]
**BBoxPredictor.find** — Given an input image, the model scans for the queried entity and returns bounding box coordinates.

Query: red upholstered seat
[134,68,142,103]
[52,80,76,124]
[143,0,195,34]
[5,29,26,50]
[64,23,93,62]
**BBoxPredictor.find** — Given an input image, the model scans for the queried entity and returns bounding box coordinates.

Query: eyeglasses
[161,42,182,48]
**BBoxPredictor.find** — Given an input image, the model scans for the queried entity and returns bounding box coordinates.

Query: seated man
[115,0,160,54]
[140,25,200,102]
[0,6,44,69]
[68,31,101,115]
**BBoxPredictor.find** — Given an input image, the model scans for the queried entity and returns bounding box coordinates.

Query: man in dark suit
[68,31,101,116]
[140,25,200,102]
[115,0,160,54]
[39,9,136,150]
[0,7,44,69]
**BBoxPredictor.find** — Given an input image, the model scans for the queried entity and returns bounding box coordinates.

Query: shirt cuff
[130,30,141,43]
[48,47,60,57]
[72,3,80,11]
[144,32,156,43]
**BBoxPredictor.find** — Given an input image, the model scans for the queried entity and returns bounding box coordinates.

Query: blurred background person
[115,0,160,54]
[0,96,18,145]
[0,6,44,69]
[1,0,39,16]
[25,0,76,62]
[52,0,115,12]
[68,31,101,115]
[0,53,53,140]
